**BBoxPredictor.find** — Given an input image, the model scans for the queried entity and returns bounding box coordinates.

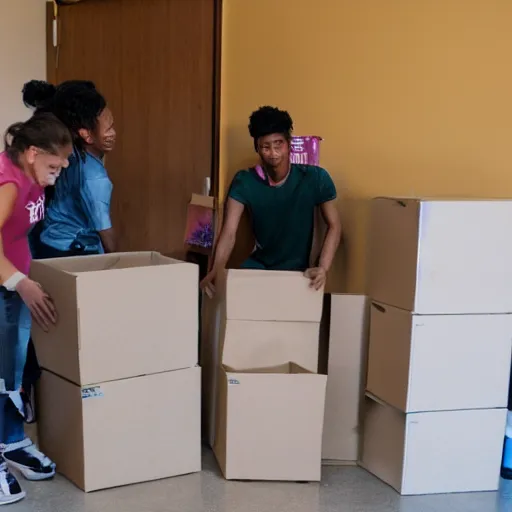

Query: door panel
[50,0,215,255]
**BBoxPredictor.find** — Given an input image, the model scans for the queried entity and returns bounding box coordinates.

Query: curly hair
[248,106,293,151]
[22,79,106,158]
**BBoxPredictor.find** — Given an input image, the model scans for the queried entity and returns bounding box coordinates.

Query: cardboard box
[360,395,506,495]
[223,269,324,322]
[214,362,327,482]
[321,294,369,463]
[200,270,323,446]
[366,302,512,412]
[368,197,512,314]
[30,252,198,385]
[37,367,201,492]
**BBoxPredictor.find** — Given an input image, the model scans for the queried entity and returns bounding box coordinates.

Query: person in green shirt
[200,106,341,292]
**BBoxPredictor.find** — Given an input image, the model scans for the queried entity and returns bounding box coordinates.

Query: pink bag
[290,136,322,166]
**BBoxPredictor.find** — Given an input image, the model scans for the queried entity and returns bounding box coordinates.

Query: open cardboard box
[200,269,324,447]
[30,252,198,385]
[213,362,327,482]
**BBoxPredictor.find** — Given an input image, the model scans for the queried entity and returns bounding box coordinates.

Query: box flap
[322,294,369,462]
[367,199,420,312]
[190,193,215,209]
[33,251,184,275]
[366,302,413,412]
[220,319,320,371]
[225,269,323,322]
[223,362,312,375]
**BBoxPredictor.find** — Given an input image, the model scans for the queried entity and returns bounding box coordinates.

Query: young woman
[23,80,117,257]
[0,113,72,505]
[20,80,117,419]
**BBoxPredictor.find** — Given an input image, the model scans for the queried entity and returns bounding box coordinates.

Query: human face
[80,107,117,156]
[257,133,290,170]
[24,145,73,187]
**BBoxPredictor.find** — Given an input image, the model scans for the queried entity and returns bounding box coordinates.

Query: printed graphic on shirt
[25,195,45,225]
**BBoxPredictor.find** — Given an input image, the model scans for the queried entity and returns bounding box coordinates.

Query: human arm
[0,184,20,283]
[200,197,245,294]
[98,228,117,253]
[81,176,115,252]
[305,168,342,290]
[0,184,56,330]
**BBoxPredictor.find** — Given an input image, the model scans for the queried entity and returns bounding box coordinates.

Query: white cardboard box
[368,197,512,314]
[214,362,327,482]
[366,302,512,412]
[30,252,198,385]
[37,367,201,492]
[360,394,506,495]
[322,294,369,463]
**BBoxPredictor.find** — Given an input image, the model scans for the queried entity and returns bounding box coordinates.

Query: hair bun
[22,80,57,110]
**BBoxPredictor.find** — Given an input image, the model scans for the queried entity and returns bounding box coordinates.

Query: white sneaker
[0,462,25,506]
[2,439,56,481]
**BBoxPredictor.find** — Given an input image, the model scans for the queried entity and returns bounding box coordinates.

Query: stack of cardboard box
[30,252,202,492]
[201,269,327,481]
[361,197,512,495]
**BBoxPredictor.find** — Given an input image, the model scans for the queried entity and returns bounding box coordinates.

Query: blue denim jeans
[0,289,31,444]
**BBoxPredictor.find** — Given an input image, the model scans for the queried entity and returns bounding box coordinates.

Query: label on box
[82,386,104,399]
[228,378,240,385]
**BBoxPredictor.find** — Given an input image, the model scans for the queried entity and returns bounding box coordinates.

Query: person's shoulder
[292,164,331,179]
[0,152,21,184]
[232,168,257,182]
[82,152,108,179]
[228,168,257,204]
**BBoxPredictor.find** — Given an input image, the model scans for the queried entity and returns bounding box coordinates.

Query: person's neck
[87,146,104,160]
[17,154,35,183]
[264,160,290,184]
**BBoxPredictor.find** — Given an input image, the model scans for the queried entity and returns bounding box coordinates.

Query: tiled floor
[9,449,512,512]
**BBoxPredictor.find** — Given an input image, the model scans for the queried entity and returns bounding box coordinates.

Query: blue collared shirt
[40,149,113,253]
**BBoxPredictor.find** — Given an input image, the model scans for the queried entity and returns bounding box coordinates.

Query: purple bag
[290,136,322,166]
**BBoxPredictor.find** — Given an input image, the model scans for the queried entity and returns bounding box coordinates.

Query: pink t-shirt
[0,152,44,275]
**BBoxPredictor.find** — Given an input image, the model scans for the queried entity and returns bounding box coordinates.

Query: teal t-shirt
[228,164,337,271]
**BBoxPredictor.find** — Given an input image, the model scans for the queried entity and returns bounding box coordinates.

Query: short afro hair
[248,106,293,151]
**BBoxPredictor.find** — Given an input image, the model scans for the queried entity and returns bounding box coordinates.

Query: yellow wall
[219,0,512,292]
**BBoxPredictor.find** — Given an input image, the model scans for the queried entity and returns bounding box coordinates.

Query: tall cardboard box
[366,302,512,412]
[321,294,369,463]
[214,360,327,481]
[360,395,506,495]
[200,269,324,446]
[30,252,198,385]
[368,197,512,314]
[37,367,202,492]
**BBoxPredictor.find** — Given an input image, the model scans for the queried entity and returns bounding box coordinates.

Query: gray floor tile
[8,449,512,512]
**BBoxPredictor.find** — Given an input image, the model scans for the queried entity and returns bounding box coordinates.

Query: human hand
[16,278,57,332]
[304,267,327,291]
[200,269,217,299]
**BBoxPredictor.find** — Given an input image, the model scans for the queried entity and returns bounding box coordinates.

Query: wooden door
[47,0,217,256]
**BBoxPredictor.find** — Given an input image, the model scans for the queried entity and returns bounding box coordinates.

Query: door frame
[46,0,223,202]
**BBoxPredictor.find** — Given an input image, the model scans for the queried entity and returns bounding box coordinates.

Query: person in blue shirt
[23,80,117,257]
[20,81,116,423]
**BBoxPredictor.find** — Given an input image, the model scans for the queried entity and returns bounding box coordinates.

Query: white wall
[0,0,46,132]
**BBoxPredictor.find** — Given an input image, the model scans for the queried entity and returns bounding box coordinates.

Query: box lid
[224,269,323,322]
